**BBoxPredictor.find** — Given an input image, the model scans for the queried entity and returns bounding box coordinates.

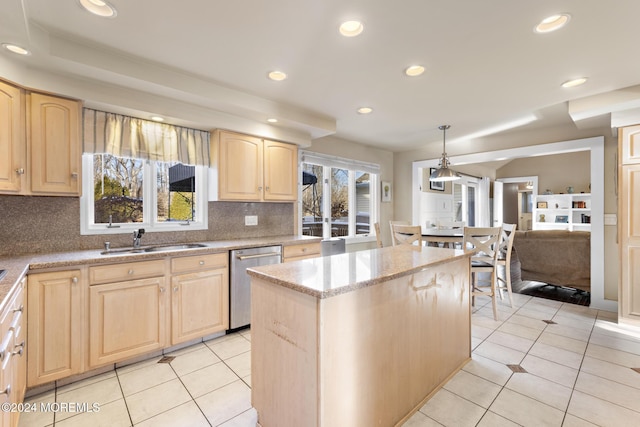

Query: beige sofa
[512,230,591,292]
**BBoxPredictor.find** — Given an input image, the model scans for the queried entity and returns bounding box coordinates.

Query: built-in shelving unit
[533,193,591,231]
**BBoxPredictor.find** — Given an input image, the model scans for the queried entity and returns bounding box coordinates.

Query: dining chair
[389,220,409,238]
[374,222,383,248]
[391,224,423,247]
[496,223,517,308]
[463,226,502,320]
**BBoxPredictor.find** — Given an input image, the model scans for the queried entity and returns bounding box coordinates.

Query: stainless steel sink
[101,243,206,255]
[143,243,207,252]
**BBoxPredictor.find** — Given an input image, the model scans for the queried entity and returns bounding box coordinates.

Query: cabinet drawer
[283,243,321,260]
[171,252,228,274]
[89,259,165,284]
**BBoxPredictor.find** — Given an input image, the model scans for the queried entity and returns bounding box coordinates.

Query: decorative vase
[566,186,574,194]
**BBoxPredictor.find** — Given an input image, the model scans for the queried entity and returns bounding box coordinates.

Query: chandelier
[429,125,460,182]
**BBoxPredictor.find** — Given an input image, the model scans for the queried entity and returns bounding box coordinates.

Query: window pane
[93,154,144,223]
[157,162,196,222]
[355,171,370,235]
[301,164,323,236]
[331,168,348,237]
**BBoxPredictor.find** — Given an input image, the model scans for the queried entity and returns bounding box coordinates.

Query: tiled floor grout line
[166,359,215,427]
[114,369,135,427]
[558,312,599,427]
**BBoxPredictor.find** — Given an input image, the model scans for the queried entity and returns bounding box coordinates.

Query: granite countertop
[247,244,472,299]
[0,235,321,312]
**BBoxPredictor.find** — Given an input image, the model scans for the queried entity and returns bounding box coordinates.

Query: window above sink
[80,154,208,235]
[80,109,210,236]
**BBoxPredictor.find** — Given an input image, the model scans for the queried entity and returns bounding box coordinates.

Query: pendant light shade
[429,125,461,182]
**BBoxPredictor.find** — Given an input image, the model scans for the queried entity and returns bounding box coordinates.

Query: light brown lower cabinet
[89,276,168,367]
[26,253,230,386]
[27,270,83,387]
[1,277,26,427]
[171,258,229,344]
[282,242,321,262]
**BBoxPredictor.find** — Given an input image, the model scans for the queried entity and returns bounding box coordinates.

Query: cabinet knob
[266,186,270,191]
[13,305,23,313]
[15,168,25,175]
[71,172,78,178]
[258,186,263,191]
[72,277,78,284]
[160,287,166,293]
[173,286,179,293]
[0,385,10,396]
[199,260,205,265]
[12,341,24,356]
[128,270,134,275]
[301,248,307,252]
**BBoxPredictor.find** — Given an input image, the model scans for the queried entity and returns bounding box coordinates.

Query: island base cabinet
[251,257,471,427]
[89,277,167,367]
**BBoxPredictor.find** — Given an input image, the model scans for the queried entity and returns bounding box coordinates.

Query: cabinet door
[89,277,167,367]
[263,140,297,201]
[620,164,640,323]
[171,268,229,344]
[29,92,81,195]
[0,81,25,194]
[620,124,640,164]
[27,270,83,387]
[217,131,263,201]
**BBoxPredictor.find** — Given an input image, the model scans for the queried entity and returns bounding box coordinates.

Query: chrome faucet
[133,229,145,248]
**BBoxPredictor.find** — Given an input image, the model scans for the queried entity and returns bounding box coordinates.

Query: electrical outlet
[245,215,258,226]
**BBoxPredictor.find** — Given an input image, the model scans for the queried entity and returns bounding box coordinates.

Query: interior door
[493,181,503,227]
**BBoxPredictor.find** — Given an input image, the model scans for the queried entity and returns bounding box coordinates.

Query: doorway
[496,176,538,231]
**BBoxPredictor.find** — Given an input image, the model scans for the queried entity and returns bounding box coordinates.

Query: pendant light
[429,125,460,182]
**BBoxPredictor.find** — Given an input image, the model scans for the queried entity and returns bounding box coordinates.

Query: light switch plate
[604,214,617,225]
[245,215,258,226]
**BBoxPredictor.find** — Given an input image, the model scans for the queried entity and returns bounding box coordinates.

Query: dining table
[421,227,464,248]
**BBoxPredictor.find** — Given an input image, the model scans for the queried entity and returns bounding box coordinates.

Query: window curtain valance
[83,108,210,166]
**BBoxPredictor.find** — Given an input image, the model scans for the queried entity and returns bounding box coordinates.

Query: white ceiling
[2,0,640,152]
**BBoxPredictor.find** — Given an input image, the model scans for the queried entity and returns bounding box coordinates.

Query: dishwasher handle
[236,252,281,261]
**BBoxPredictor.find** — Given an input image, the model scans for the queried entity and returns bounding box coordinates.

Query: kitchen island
[247,244,472,427]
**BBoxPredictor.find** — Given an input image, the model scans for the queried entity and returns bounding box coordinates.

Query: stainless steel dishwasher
[229,245,282,330]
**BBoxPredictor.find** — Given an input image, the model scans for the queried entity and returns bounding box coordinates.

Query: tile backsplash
[0,196,294,256]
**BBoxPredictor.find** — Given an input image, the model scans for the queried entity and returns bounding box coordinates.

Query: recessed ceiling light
[268,71,287,81]
[267,118,278,123]
[150,116,164,122]
[534,14,571,33]
[2,43,30,55]
[561,77,588,88]
[339,21,364,37]
[405,65,425,77]
[357,107,373,114]
[78,0,117,18]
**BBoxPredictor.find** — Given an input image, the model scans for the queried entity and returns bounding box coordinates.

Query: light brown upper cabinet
[29,92,82,195]
[619,124,640,326]
[0,79,82,196]
[0,80,25,194]
[620,125,640,164]
[211,130,298,202]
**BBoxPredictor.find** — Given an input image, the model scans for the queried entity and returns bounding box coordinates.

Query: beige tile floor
[18,293,640,427]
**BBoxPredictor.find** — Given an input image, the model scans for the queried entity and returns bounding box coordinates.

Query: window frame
[299,152,379,242]
[80,154,208,235]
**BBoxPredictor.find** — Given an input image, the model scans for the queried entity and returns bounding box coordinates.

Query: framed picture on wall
[382,181,392,202]
[429,168,445,191]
